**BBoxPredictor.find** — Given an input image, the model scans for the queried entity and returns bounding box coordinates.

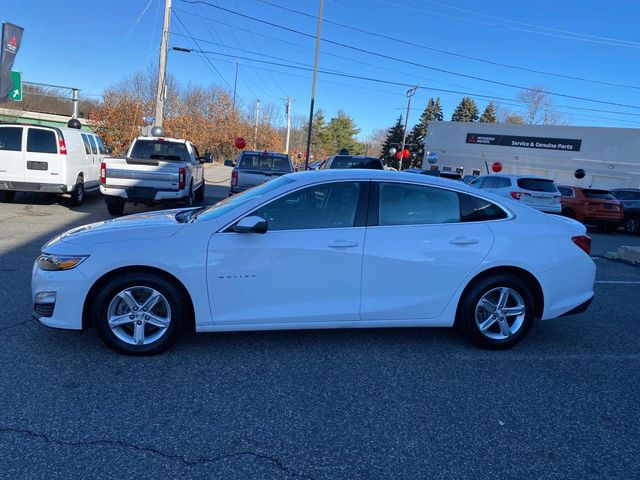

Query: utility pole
[304,0,324,170]
[398,85,419,171]
[232,60,239,114]
[154,0,172,127]
[282,97,295,154]
[254,99,260,150]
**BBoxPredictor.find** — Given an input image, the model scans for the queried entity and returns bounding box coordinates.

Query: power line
[252,0,640,91]
[181,0,640,110]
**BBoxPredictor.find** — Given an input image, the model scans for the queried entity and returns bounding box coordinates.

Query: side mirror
[205,152,213,163]
[198,156,213,164]
[105,146,114,155]
[224,159,234,167]
[234,215,268,234]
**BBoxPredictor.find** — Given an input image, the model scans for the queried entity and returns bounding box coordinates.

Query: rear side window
[238,152,292,172]
[517,178,558,193]
[0,127,22,151]
[27,129,57,154]
[88,135,98,154]
[378,183,460,225]
[130,140,190,162]
[558,186,574,197]
[583,189,615,200]
[95,136,106,154]
[81,133,91,154]
[459,193,508,222]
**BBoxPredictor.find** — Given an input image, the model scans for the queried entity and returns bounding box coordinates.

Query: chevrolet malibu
[32,170,595,355]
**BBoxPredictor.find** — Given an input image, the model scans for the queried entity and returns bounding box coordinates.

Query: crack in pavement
[0,318,34,332]
[0,426,317,480]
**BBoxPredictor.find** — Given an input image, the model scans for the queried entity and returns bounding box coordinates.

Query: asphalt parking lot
[1,166,639,479]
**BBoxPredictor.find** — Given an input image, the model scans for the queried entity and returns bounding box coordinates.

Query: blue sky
[9,0,640,137]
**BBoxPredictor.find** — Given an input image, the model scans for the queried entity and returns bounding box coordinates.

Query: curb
[604,246,640,265]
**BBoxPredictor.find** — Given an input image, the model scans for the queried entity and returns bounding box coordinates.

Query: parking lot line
[595,281,640,284]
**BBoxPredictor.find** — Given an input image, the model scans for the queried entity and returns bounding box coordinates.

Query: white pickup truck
[100,131,210,216]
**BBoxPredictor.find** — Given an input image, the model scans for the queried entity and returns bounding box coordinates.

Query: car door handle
[328,240,359,249]
[449,237,479,245]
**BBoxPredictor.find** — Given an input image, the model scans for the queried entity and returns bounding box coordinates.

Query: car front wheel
[625,216,640,235]
[93,272,186,355]
[457,274,536,349]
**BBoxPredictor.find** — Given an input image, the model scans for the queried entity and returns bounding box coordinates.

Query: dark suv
[610,188,640,234]
[319,155,384,170]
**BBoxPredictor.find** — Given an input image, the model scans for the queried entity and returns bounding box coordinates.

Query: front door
[361,181,494,321]
[0,126,24,184]
[207,181,367,325]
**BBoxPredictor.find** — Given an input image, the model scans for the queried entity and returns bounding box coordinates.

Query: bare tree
[517,86,563,125]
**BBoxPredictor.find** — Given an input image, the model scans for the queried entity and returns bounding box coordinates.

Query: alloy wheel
[107,286,172,346]
[475,287,526,340]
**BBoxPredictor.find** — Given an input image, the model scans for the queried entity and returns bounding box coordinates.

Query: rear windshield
[330,156,383,169]
[130,140,190,162]
[0,127,22,151]
[238,152,292,172]
[583,189,615,200]
[517,178,558,193]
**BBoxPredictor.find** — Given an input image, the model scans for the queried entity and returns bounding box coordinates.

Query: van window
[0,127,22,151]
[81,133,91,154]
[95,136,106,154]
[27,129,57,154]
[88,135,98,154]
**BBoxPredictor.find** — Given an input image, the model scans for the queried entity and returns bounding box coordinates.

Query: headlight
[36,254,88,271]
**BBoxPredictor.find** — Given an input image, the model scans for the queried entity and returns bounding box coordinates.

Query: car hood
[43,209,189,251]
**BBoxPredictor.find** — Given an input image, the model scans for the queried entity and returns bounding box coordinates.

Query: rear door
[86,134,100,184]
[517,177,560,209]
[361,181,494,321]
[0,126,24,184]
[25,127,60,185]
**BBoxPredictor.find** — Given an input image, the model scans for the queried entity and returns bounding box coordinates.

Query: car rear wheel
[457,274,535,349]
[93,272,186,355]
[625,216,640,235]
[106,198,125,216]
[69,177,85,206]
[0,190,16,203]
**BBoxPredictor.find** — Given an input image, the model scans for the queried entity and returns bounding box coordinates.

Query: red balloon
[491,161,503,173]
[234,137,247,149]
[402,149,410,158]
[396,152,402,159]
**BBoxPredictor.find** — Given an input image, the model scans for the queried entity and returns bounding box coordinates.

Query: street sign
[9,70,21,101]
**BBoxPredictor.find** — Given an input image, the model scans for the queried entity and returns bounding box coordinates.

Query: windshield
[517,178,558,193]
[193,176,295,221]
[130,140,190,162]
[238,152,292,172]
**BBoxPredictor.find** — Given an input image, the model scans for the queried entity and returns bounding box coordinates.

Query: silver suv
[226,150,293,195]
[468,174,561,214]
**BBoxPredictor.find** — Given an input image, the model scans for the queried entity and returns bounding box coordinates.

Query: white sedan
[32,170,595,355]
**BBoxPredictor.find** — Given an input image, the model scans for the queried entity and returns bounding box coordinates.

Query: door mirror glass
[234,215,268,234]
[105,146,114,155]
[224,159,234,167]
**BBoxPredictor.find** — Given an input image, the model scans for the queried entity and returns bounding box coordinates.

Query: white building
[423,121,640,188]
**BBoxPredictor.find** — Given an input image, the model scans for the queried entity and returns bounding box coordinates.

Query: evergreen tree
[479,102,497,123]
[303,109,329,158]
[380,115,405,169]
[451,97,479,122]
[406,97,444,167]
[324,110,363,155]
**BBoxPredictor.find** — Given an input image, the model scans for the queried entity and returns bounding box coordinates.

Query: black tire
[69,177,85,206]
[625,216,640,235]
[106,199,125,216]
[185,182,195,207]
[456,274,536,350]
[92,272,186,355]
[0,190,16,203]
[194,182,205,202]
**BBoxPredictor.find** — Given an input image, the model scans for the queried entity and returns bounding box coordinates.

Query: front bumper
[0,181,67,193]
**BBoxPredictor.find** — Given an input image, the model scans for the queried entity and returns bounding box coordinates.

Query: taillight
[572,235,591,255]
[231,170,238,187]
[178,167,186,189]
[100,162,106,184]
[509,191,531,200]
[58,137,67,155]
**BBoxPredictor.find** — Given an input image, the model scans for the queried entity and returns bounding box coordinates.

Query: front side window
[0,127,22,151]
[378,182,460,225]
[27,129,57,154]
[254,182,361,231]
[88,135,98,154]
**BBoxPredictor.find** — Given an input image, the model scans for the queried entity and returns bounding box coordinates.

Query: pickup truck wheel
[107,199,125,216]
[194,183,205,202]
[0,191,16,203]
[625,216,640,235]
[69,178,85,206]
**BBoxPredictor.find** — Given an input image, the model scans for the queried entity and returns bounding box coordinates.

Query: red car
[558,185,624,230]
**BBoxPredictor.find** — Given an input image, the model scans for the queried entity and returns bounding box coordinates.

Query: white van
[0,122,107,206]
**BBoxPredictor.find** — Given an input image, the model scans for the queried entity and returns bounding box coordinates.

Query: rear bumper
[581,216,624,227]
[0,181,67,193]
[560,294,594,317]
[535,204,562,214]
[101,185,186,203]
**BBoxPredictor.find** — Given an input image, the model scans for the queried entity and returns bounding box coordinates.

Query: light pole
[304,0,324,170]
[398,85,419,171]
[154,0,172,128]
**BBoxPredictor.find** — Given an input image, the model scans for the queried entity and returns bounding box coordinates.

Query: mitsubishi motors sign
[466,133,582,152]
[0,22,24,102]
